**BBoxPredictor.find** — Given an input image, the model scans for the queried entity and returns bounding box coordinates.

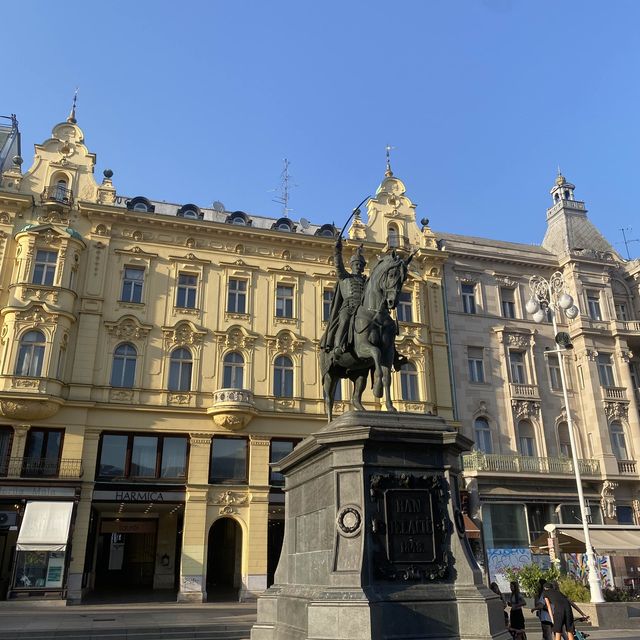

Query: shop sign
[0,486,76,498]
[93,490,186,502]
[101,520,157,534]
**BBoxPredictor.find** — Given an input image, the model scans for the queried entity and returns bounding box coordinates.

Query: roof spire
[67,88,78,124]
[385,144,394,177]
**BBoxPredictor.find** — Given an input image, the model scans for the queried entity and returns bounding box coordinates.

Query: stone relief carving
[105,317,151,341]
[16,305,56,326]
[506,333,531,349]
[213,490,250,515]
[168,392,191,405]
[163,321,206,348]
[216,327,257,351]
[266,331,304,354]
[604,402,629,421]
[600,480,618,520]
[511,399,540,420]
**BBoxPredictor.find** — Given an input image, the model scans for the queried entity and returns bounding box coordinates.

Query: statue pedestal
[251,411,509,640]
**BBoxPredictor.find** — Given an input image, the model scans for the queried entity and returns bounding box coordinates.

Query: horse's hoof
[386,405,397,413]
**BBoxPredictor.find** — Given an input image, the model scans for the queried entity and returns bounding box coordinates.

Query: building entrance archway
[207,517,242,601]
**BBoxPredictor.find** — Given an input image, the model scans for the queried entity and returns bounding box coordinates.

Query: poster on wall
[45,552,65,588]
[566,553,613,589]
[487,548,532,593]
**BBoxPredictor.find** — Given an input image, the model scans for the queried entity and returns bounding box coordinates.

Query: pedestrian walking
[543,581,580,640]
[508,580,527,639]
[531,578,553,640]
[490,581,509,629]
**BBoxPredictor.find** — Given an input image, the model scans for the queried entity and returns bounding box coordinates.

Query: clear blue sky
[5,1,640,257]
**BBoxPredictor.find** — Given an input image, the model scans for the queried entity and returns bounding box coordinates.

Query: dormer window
[388,224,400,248]
[272,217,295,233]
[126,197,155,213]
[315,224,338,238]
[177,204,203,220]
[226,211,251,226]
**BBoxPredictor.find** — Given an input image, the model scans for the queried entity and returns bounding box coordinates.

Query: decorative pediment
[214,325,259,351]
[16,223,85,247]
[505,332,533,350]
[105,315,153,341]
[162,320,207,348]
[266,330,305,354]
[16,304,57,326]
[395,337,428,359]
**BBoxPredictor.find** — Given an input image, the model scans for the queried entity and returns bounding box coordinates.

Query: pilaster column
[178,433,212,603]
[9,424,29,459]
[243,436,270,599]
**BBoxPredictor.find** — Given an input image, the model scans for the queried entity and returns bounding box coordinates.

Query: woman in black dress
[508,580,526,639]
[543,582,575,640]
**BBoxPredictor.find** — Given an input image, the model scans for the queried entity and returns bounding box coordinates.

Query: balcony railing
[509,383,540,399]
[617,320,640,333]
[0,457,83,479]
[617,460,637,475]
[462,451,601,476]
[41,185,74,207]
[603,386,627,401]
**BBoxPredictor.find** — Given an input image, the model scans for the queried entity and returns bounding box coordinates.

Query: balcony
[603,386,627,401]
[41,185,74,209]
[617,460,637,475]
[613,320,640,335]
[509,383,540,399]
[207,388,257,431]
[462,451,601,477]
[0,456,83,479]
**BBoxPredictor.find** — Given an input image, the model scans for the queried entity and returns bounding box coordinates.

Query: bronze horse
[320,251,414,421]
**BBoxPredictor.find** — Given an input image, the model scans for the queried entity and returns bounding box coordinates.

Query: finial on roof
[555,165,566,186]
[385,144,394,177]
[67,88,78,124]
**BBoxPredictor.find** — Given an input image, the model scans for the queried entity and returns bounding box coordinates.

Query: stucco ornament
[0,399,62,420]
[600,480,618,519]
[207,389,256,431]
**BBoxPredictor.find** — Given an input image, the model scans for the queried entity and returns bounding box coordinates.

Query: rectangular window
[32,250,58,286]
[96,433,188,480]
[467,347,485,383]
[227,278,247,314]
[615,301,629,322]
[617,505,634,525]
[322,289,333,322]
[461,283,476,314]
[210,436,248,483]
[121,266,144,303]
[587,290,602,321]
[23,429,63,477]
[276,284,294,318]
[269,439,299,487]
[176,273,198,308]
[597,353,616,387]
[509,351,527,384]
[547,354,562,390]
[500,287,516,319]
[396,291,413,322]
[482,503,529,549]
[131,436,158,477]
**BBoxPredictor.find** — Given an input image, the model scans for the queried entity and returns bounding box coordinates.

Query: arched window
[517,420,536,457]
[169,347,192,392]
[273,355,293,398]
[223,352,244,389]
[16,330,46,377]
[474,417,492,454]
[133,202,149,212]
[558,421,572,458]
[111,343,137,388]
[610,421,629,460]
[400,362,419,401]
[388,224,399,248]
[54,177,68,202]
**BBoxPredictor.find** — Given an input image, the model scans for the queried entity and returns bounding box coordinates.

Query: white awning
[17,501,74,552]
[531,524,640,557]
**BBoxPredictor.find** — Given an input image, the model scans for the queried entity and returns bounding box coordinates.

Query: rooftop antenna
[67,88,78,124]
[385,144,395,177]
[620,227,640,260]
[272,158,296,217]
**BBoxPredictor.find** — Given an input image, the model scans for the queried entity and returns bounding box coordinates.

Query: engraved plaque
[384,489,436,563]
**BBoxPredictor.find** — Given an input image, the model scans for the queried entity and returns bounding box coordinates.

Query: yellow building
[0,111,452,603]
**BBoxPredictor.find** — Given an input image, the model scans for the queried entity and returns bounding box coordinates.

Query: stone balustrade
[462,451,601,476]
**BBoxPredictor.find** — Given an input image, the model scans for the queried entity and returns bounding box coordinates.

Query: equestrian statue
[319,217,415,422]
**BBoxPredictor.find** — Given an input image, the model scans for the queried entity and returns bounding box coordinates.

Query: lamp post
[526,271,605,603]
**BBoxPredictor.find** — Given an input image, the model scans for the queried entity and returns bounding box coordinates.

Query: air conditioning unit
[0,511,17,528]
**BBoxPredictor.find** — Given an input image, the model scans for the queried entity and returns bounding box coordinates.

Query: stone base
[251,412,509,640]
[177,590,206,603]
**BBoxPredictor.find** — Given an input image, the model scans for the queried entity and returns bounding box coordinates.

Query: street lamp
[526,271,605,603]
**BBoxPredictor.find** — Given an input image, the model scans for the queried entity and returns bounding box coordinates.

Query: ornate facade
[445,174,640,586]
[0,112,451,602]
